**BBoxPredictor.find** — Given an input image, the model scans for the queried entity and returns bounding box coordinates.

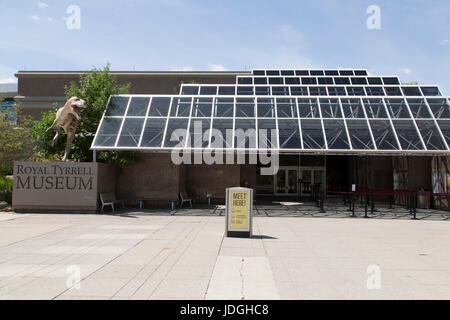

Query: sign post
[225,187,253,238]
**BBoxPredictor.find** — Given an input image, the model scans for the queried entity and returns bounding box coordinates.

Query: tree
[0,103,36,176]
[32,64,140,166]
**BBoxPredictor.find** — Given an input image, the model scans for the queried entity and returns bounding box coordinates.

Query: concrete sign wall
[13,161,115,212]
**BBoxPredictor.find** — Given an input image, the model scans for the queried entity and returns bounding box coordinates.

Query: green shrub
[0,177,12,192]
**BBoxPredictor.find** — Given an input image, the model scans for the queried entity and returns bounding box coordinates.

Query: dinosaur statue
[46,96,87,161]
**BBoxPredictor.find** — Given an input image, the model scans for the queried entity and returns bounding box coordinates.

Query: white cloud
[401,67,411,75]
[38,2,49,9]
[208,64,227,71]
[28,15,54,23]
[0,77,17,84]
[440,40,449,46]
[30,15,41,21]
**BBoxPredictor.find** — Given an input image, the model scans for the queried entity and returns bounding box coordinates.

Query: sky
[0,0,449,93]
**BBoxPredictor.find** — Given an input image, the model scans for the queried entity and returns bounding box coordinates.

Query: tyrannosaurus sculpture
[46,96,87,161]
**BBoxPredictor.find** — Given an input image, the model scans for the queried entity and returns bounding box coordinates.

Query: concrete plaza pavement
[0,211,449,299]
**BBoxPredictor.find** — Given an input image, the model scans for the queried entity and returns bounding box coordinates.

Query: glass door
[300,167,325,196]
[275,167,299,195]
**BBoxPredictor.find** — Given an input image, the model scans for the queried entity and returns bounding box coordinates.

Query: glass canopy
[91,69,450,154]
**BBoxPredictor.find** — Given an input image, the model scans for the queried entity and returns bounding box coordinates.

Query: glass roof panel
[406,99,432,119]
[117,118,145,147]
[93,117,123,147]
[126,97,149,116]
[276,98,297,118]
[346,120,375,150]
[392,120,424,150]
[257,98,275,118]
[437,120,450,146]
[140,118,166,147]
[319,98,342,118]
[191,97,213,117]
[214,98,234,117]
[170,97,192,117]
[236,98,255,117]
[188,118,210,148]
[385,98,411,118]
[298,98,320,118]
[105,96,129,116]
[211,118,233,148]
[427,99,450,119]
[258,119,278,149]
[234,119,256,148]
[278,119,301,149]
[415,120,447,150]
[341,98,365,118]
[301,119,325,149]
[323,119,351,149]
[163,118,189,148]
[369,120,400,150]
[362,99,388,118]
[149,97,171,117]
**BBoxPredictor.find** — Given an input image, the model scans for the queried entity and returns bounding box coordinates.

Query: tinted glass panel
[369,120,400,150]
[362,99,388,118]
[402,87,422,96]
[281,70,295,76]
[238,78,252,85]
[266,70,280,76]
[407,99,432,118]
[126,97,149,116]
[290,86,308,96]
[254,77,267,85]
[191,98,212,117]
[392,120,424,150]
[237,86,254,95]
[285,77,300,85]
[384,86,402,96]
[218,86,235,95]
[278,119,301,149]
[437,120,450,146]
[276,98,297,118]
[302,77,317,85]
[170,97,192,117]
[188,118,210,148]
[295,70,309,76]
[420,87,441,96]
[385,99,410,118]
[257,98,275,118]
[339,70,354,76]
[351,77,368,85]
[163,118,189,148]
[269,77,284,85]
[141,118,166,147]
[298,98,320,118]
[346,87,365,96]
[149,97,171,116]
[255,86,270,95]
[272,86,289,96]
[93,117,123,146]
[235,98,255,117]
[117,118,145,147]
[341,99,365,118]
[258,119,278,148]
[427,99,450,118]
[301,119,325,149]
[318,77,333,85]
[334,77,350,85]
[234,119,256,148]
[105,96,129,116]
[310,70,324,76]
[181,86,199,95]
[211,119,233,148]
[327,87,346,96]
[354,70,368,76]
[346,120,374,150]
[416,120,447,150]
[367,77,383,85]
[383,77,400,85]
[365,87,385,96]
[323,119,350,149]
[200,86,217,95]
[309,87,327,96]
[325,70,339,76]
[253,70,265,76]
[319,98,342,118]
[214,98,234,117]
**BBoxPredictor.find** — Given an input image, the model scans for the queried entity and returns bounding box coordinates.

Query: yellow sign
[229,190,249,230]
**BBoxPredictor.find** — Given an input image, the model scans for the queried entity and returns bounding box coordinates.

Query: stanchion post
[351,192,356,217]
[319,191,325,213]
[364,192,369,218]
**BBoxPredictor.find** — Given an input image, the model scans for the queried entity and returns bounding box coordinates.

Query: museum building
[15,69,450,211]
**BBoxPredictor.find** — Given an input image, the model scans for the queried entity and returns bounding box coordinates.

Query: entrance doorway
[274,167,298,195]
[299,167,325,196]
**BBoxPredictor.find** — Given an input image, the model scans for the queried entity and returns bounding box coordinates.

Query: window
[341,99,365,118]
[272,86,289,96]
[149,97,171,117]
[327,86,346,96]
[278,119,301,149]
[416,120,447,150]
[295,70,309,76]
[301,77,317,85]
[254,77,267,85]
[218,86,235,95]
[427,99,450,119]
[339,70,354,76]
[257,98,275,118]
[392,120,424,150]
[334,77,350,85]
[214,98,234,117]
[318,77,334,85]
[269,77,284,85]
[276,98,297,118]
[351,77,368,85]
[384,87,402,96]
[301,119,326,149]
[369,120,400,150]
[325,70,339,76]
[363,99,388,118]
[310,70,324,76]
[320,98,342,118]
[346,120,374,150]
[281,70,295,76]
[309,87,327,96]
[407,99,432,118]
[127,97,150,116]
[298,98,320,118]
[117,118,145,147]
[237,86,254,95]
[367,77,383,85]
[237,77,252,85]
[170,97,192,117]
[94,118,123,147]
[346,87,365,96]
[235,98,255,117]
[385,98,410,118]
[253,70,265,76]
[365,87,385,96]
[266,70,280,76]
[181,86,199,95]
[354,70,368,76]
[140,118,167,147]
[402,87,422,96]
[420,87,441,96]
[285,77,301,85]
[255,86,270,95]
[191,98,213,117]
[105,96,129,116]
[323,119,350,149]
[200,86,217,95]
[290,86,309,96]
